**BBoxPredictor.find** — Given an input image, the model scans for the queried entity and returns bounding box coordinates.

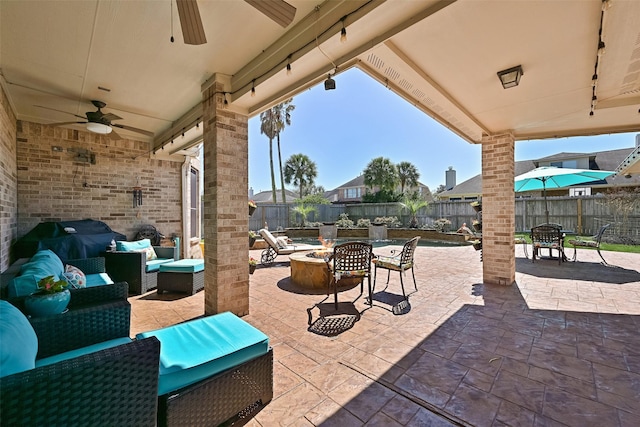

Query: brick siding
[14,121,182,251]
[0,85,18,271]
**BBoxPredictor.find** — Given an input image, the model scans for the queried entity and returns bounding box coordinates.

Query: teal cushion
[136,312,269,395]
[159,259,204,273]
[0,301,38,377]
[35,337,132,368]
[85,273,115,287]
[7,274,39,298]
[7,250,64,297]
[116,239,151,251]
[146,259,173,273]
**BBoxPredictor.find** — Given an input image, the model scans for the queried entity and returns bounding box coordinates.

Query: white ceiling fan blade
[245,0,296,28]
[176,0,207,45]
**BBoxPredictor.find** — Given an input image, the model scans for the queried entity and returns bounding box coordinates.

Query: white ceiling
[2,0,639,159]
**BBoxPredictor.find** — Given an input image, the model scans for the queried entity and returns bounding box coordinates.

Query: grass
[515,233,640,254]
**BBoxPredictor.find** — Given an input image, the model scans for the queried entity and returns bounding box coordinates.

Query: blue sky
[248,68,637,194]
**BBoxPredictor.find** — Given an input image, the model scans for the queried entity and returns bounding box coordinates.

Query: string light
[251,80,256,97]
[286,56,292,76]
[589,0,610,117]
[340,17,347,43]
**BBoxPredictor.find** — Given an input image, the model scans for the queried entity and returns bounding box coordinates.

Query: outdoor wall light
[86,122,112,134]
[324,74,336,90]
[497,65,523,89]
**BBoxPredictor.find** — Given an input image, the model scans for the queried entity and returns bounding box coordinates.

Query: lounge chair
[258,229,323,266]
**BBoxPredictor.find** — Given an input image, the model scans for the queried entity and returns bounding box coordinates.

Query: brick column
[481,133,515,286]
[202,81,250,315]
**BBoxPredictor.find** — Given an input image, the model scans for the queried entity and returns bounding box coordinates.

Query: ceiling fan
[39,100,154,140]
[176,0,296,45]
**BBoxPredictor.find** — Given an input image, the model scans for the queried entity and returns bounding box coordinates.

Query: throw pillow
[63,264,86,289]
[276,237,289,249]
[137,246,158,261]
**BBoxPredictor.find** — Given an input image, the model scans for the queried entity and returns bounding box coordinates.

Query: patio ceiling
[1,0,639,158]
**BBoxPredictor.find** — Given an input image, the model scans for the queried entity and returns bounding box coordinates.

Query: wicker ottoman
[157,259,204,295]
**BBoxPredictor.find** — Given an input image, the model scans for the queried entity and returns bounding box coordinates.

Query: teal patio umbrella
[514,166,614,224]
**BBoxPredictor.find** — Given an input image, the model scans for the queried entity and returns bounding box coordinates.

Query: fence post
[577,198,582,235]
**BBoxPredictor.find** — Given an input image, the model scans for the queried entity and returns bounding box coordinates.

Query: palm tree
[284,153,317,198]
[273,100,295,204]
[259,109,278,203]
[363,157,398,193]
[397,161,420,194]
[401,196,428,228]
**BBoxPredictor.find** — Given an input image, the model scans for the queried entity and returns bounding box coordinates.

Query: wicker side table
[157,259,204,295]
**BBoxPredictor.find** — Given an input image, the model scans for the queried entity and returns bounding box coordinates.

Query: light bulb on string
[340,19,347,43]
[251,80,256,97]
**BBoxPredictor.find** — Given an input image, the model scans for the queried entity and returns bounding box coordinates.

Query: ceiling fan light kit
[86,122,112,134]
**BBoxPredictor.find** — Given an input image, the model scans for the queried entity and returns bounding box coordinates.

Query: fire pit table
[289,250,360,290]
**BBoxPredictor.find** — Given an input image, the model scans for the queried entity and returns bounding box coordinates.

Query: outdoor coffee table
[157,259,204,295]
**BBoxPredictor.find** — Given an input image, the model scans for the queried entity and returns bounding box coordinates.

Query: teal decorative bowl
[25,289,71,317]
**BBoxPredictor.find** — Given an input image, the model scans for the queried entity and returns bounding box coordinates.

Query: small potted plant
[248,200,257,216]
[25,275,71,317]
[472,219,482,232]
[249,257,258,274]
[249,230,258,247]
[470,201,482,212]
[470,239,483,251]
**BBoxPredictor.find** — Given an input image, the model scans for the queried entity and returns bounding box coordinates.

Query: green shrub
[335,213,355,228]
[433,218,452,232]
[356,218,371,228]
[373,216,402,228]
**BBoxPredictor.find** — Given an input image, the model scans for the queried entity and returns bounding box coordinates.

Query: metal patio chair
[372,236,420,301]
[568,223,610,265]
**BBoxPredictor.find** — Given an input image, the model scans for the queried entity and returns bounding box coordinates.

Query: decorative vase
[249,205,256,216]
[25,289,71,317]
[249,264,257,275]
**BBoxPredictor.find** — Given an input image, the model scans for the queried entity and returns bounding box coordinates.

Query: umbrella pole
[543,181,549,224]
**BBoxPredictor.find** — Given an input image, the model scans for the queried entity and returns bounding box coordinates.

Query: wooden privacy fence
[248,195,640,242]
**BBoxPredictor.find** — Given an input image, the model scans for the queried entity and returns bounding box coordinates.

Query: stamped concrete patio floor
[130,245,640,426]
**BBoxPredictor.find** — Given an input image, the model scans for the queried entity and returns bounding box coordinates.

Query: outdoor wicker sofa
[0,282,160,426]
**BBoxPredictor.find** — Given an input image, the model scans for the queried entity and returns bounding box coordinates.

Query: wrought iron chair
[531,224,565,264]
[372,236,420,300]
[326,241,374,310]
[568,223,610,265]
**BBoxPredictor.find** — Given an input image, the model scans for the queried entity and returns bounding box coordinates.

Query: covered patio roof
[1,0,639,154]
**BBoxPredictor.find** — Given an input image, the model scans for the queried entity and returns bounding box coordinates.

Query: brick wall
[202,82,250,316]
[481,133,516,286]
[0,85,17,271]
[14,121,183,252]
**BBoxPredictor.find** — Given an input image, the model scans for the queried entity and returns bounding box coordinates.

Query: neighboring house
[439,147,640,201]
[251,189,299,204]
[324,175,432,204]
